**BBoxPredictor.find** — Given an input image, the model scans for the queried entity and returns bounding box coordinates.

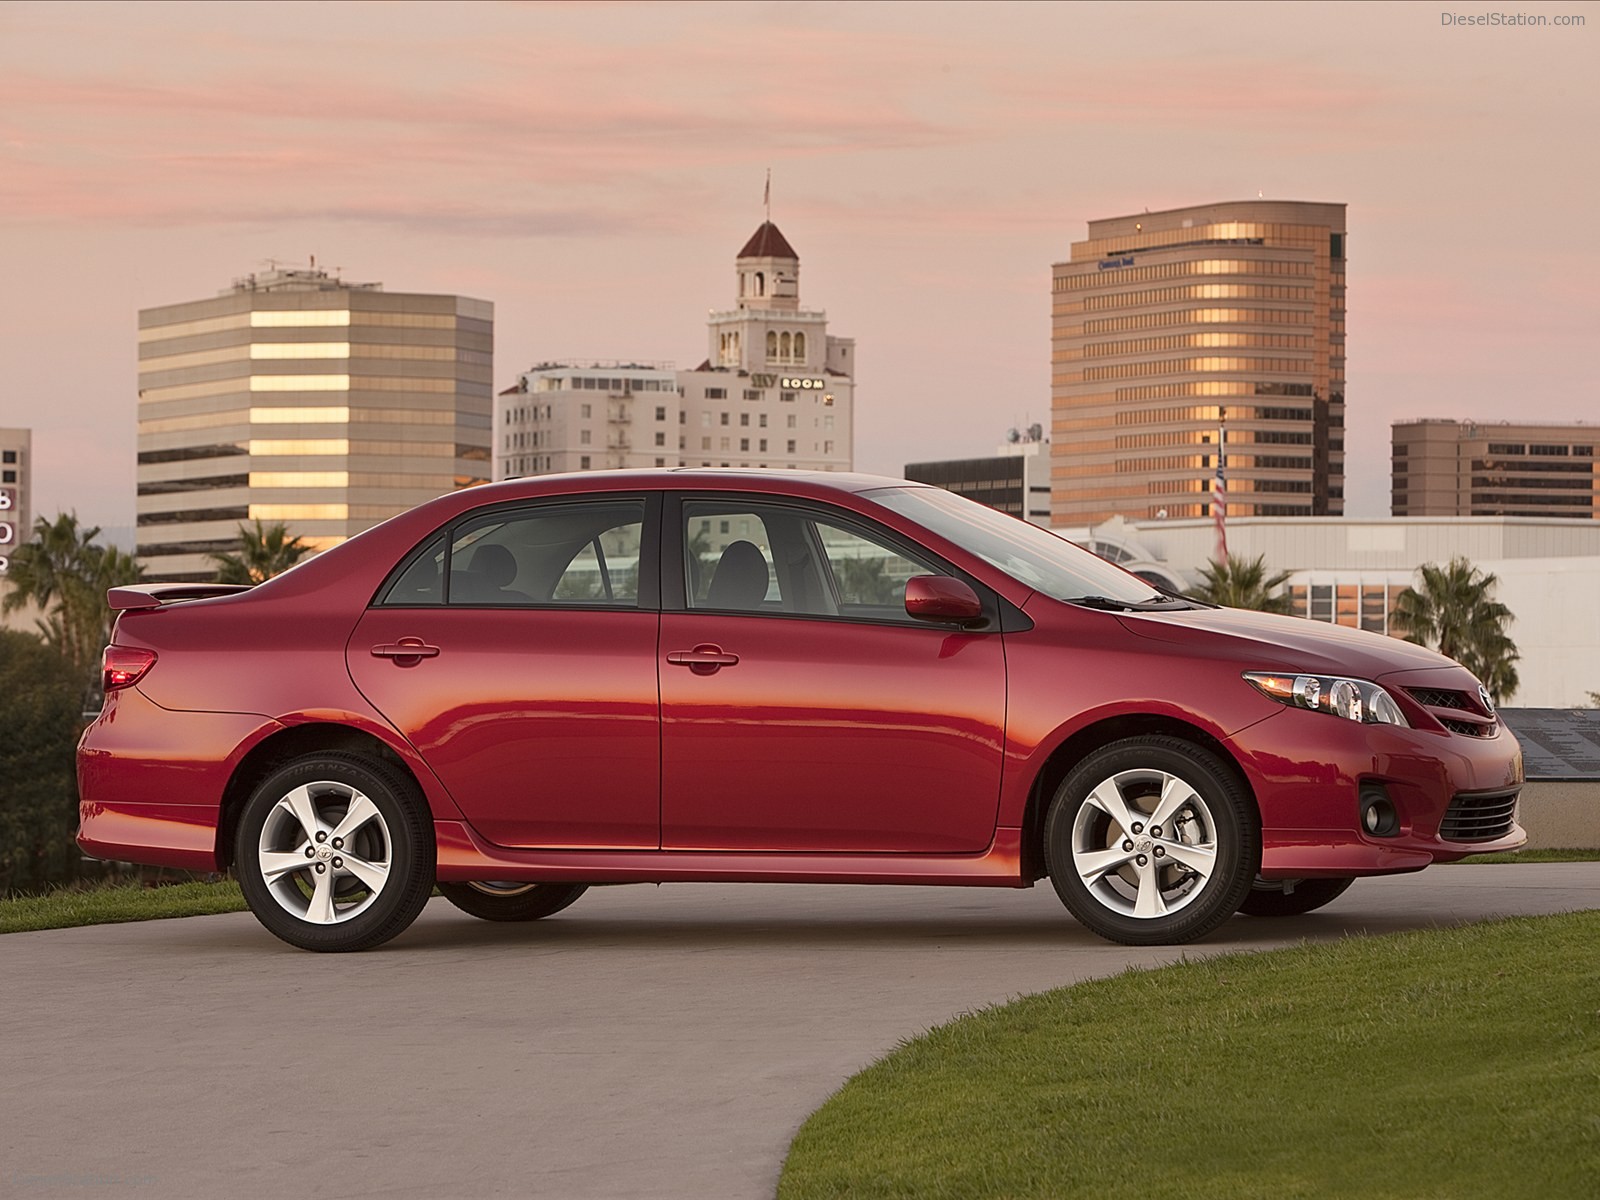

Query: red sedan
[79,471,1525,951]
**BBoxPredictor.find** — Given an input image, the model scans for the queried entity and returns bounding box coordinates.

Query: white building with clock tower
[496,220,855,478]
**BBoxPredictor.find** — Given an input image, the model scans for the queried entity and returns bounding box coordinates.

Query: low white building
[1058,514,1600,708]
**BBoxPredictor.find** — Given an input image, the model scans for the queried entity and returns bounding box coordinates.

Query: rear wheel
[437,881,589,922]
[1045,736,1259,946]
[1238,876,1354,917]
[236,753,435,952]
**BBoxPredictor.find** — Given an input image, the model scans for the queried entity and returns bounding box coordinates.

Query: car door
[347,495,662,850]
[659,496,1007,854]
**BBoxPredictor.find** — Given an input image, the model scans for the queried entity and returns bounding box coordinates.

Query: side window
[811,519,938,620]
[380,500,645,608]
[679,500,945,623]
[684,505,780,612]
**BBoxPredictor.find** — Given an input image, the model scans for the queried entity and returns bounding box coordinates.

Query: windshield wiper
[1064,594,1194,612]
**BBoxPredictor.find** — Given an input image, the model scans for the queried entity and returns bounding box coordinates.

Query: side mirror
[904,575,984,623]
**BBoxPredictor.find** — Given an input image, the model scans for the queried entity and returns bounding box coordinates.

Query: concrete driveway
[2,864,1596,1200]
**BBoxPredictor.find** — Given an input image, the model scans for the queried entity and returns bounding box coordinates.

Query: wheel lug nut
[315,831,327,843]
[1131,822,1144,834]
[332,838,343,850]
[332,857,343,869]
[1122,839,1134,852]
[1136,854,1149,866]
[304,846,315,859]
[1154,847,1165,858]
[314,863,326,874]
[1151,825,1162,837]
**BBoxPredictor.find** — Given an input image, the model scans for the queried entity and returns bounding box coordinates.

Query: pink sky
[2,0,1596,532]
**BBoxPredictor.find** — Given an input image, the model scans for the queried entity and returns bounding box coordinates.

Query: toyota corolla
[78,470,1525,951]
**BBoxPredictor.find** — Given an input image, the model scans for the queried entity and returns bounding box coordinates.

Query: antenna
[764,168,771,223]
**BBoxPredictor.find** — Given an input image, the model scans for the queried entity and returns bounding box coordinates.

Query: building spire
[764,168,771,223]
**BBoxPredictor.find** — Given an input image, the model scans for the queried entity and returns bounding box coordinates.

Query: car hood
[1111,604,1460,682]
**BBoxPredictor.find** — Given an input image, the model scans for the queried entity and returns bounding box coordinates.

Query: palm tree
[3,513,145,684]
[1189,554,1294,614]
[210,520,312,584]
[1390,557,1520,704]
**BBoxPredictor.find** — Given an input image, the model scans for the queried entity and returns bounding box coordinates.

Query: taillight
[103,645,157,692]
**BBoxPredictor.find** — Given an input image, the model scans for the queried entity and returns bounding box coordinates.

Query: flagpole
[1212,415,1228,564]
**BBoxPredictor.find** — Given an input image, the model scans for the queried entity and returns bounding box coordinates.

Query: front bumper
[1227,705,1526,878]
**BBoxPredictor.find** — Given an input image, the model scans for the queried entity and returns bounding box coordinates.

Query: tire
[235,752,435,952]
[1045,736,1260,946]
[437,881,589,922]
[1238,876,1354,917]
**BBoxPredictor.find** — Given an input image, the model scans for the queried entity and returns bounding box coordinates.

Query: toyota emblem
[1477,684,1495,715]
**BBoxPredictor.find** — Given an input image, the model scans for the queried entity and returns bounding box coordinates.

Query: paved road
[2,864,1596,1200]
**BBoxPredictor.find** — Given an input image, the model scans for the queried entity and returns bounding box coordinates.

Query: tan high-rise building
[1393,419,1599,518]
[1051,200,1346,524]
[137,267,492,581]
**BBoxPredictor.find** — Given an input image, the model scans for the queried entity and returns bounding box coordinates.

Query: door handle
[666,644,740,674]
[371,639,440,661]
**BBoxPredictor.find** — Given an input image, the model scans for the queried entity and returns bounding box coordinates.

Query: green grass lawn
[1451,846,1600,864]
[0,879,246,934]
[780,911,1600,1200]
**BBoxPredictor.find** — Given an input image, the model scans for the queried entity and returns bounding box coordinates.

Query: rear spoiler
[108,583,254,611]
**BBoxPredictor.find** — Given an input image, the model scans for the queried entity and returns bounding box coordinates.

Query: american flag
[1211,425,1228,563]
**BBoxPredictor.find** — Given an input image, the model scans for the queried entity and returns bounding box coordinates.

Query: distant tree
[2,514,144,687]
[835,556,898,605]
[1390,557,1520,704]
[210,519,311,584]
[1586,691,1600,709]
[0,630,85,895]
[1189,554,1294,614]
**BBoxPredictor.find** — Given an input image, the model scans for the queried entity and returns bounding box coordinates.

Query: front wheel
[236,753,435,952]
[1238,876,1354,917]
[437,881,589,922]
[1045,736,1259,946]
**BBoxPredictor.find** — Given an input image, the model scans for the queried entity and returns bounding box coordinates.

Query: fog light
[1360,784,1400,838]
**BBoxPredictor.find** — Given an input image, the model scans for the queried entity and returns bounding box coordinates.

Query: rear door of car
[347,494,663,850]
[657,494,1007,854]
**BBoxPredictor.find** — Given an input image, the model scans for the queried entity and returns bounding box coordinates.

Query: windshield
[870,486,1165,605]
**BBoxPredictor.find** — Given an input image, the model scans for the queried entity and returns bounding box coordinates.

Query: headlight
[1243,671,1408,726]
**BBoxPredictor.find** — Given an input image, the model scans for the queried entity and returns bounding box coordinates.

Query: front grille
[1439,788,1519,842]
[1404,686,1496,737]
[1407,687,1470,710]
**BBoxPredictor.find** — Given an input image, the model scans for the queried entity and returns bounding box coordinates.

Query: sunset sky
[2,0,1595,532]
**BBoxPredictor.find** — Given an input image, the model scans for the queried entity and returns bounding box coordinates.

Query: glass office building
[1051,200,1346,524]
[137,267,492,581]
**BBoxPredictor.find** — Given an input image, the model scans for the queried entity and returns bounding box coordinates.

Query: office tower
[1051,200,1346,524]
[497,220,854,477]
[1393,419,1599,517]
[0,426,30,575]
[137,266,491,581]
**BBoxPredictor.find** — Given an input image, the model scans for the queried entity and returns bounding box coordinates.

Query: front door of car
[347,496,662,850]
[658,497,1007,854]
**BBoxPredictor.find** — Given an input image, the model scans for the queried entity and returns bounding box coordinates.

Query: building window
[1,451,15,464]
[655,432,666,447]
[767,331,778,358]
[824,440,835,454]
[580,455,591,469]
[786,440,796,453]
[656,406,666,421]
[781,391,797,403]
[706,387,727,400]
[786,415,797,429]
[580,403,591,418]
[656,458,666,467]
[720,437,731,451]
[740,413,750,427]
[744,389,761,401]
[701,437,711,450]
[759,438,767,452]
[580,430,591,445]
[758,414,767,428]
[740,438,749,451]
[794,332,806,359]
[720,413,730,426]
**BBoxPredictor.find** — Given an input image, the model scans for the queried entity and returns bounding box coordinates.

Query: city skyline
[2,1,1596,531]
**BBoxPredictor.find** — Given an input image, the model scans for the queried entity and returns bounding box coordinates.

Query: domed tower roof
[737,221,798,261]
